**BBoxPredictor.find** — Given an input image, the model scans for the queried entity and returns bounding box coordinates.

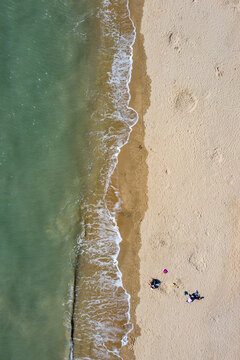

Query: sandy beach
[118,0,240,359]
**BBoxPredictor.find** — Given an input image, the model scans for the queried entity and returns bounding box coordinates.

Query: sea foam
[68,1,138,359]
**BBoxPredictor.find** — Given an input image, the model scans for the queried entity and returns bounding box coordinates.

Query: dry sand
[118,0,240,359]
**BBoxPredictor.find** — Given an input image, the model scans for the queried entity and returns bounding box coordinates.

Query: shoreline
[114,0,150,358]
[117,0,240,359]
[71,2,142,358]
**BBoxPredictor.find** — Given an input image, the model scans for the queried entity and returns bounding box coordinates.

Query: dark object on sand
[192,290,204,300]
[186,290,204,303]
[149,278,161,289]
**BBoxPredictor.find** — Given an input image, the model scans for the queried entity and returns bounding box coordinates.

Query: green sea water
[0,0,98,359]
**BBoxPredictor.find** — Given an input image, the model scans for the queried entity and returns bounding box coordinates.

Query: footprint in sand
[215,65,224,78]
[167,30,193,53]
[210,147,224,164]
[174,89,198,113]
[159,279,184,297]
[159,282,173,295]
[168,31,182,53]
[188,251,207,272]
[149,234,169,250]
[224,0,240,11]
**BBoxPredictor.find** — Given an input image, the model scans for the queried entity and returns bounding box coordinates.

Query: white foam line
[68,1,138,358]
[101,0,138,356]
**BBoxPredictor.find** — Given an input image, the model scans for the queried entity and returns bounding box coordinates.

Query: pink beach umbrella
[163,269,168,274]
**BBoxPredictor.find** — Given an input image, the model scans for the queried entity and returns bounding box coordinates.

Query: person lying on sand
[186,294,193,303]
[148,278,161,289]
[185,290,204,303]
[192,290,204,300]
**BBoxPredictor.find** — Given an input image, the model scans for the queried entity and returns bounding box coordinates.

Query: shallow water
[0,1,98,358]
[0,0,137,359]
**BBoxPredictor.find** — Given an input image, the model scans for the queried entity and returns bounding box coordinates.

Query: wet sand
[118,0,240,359]
[116,1,150,359]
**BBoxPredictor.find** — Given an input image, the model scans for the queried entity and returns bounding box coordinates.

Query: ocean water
[0,0,137,359]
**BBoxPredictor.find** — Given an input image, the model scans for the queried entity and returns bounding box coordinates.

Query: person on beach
[148,278,160,289]
[192,290,204,300]
[186,294,193,303]
[185,290,204,303]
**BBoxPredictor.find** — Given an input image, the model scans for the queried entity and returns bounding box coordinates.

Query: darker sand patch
[112,0,151,359]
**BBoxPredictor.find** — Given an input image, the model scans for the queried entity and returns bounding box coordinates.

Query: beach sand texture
[120,0,240,359]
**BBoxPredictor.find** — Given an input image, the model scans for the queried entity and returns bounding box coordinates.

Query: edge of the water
[69,1,144,358]
[114,0,151,358]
